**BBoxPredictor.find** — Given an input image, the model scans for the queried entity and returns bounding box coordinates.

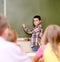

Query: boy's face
[33,18,41,26]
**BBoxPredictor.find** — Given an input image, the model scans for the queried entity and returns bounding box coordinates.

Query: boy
[22,15,43,51]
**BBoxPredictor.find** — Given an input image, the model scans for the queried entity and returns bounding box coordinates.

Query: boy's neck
[35,23,41,27]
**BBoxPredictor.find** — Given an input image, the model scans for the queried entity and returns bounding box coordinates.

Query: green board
[7,0,40,37]
[0,0,60,37]
[39,0,60,30]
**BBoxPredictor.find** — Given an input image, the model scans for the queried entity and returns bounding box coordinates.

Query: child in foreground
[7,29,21,47]
[7,29,18,43]
[34,25,60,62]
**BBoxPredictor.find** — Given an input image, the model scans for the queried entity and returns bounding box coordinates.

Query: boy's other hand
[22,24,26,28]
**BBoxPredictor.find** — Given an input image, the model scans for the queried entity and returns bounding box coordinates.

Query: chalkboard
[6,0,40,37]
[1,0,60,37]
[39,0,60,30]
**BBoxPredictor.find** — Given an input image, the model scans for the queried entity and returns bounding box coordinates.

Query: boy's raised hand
[22,24,26,28]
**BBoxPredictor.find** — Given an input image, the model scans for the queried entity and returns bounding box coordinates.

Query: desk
[17,40,32,52]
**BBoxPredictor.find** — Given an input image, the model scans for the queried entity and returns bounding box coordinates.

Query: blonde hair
[42,25,60,60]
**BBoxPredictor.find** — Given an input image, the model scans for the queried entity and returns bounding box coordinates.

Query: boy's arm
[24,27,33,34]
[22,24,33,34]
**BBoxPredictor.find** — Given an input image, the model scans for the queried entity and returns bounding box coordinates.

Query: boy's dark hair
[33,15,41,20]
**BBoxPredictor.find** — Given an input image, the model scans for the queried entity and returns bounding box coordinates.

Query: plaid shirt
[24,24,43,47]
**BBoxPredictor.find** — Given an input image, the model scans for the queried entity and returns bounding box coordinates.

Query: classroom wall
[0,0,60,37]
[39,0,60,29]
[0,0,3,14]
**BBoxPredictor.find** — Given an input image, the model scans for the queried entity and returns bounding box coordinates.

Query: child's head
[42,25,60,59]
[33,15,41,26]
[0,14,10,39]
[7,29,18,43]
[43,25,60,44]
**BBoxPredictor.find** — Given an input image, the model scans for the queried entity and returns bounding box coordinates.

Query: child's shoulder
[36,24,42,29]
[39,24,42,27]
